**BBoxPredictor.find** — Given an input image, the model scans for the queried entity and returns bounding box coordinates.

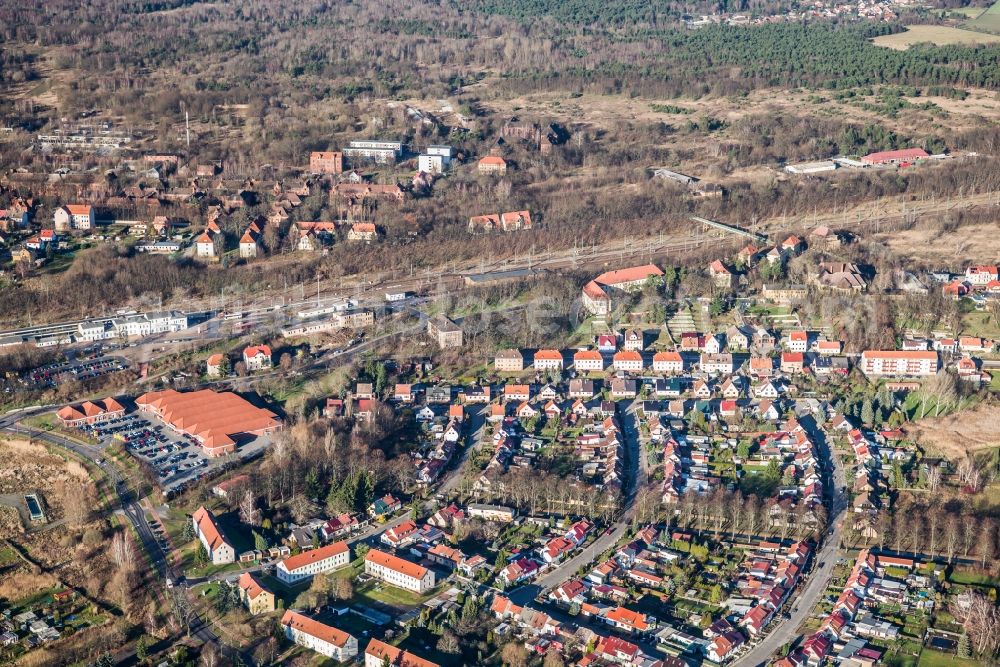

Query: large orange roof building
[136,389,281,456]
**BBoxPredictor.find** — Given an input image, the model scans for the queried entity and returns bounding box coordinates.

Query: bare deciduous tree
[951,590,1000,656]
[238,488,260,527]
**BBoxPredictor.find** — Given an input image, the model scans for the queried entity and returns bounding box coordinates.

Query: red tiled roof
[863,148,929,163]
[365,549,428,580]
[280,541,348,572]
[136,389,279,450]
[593,264,663,287]
[238,572,270,600]
[365,639,440,667]
[244,345,271,359]
[193,506,230,551]
[281,610,353,647]
[861,350,937,360]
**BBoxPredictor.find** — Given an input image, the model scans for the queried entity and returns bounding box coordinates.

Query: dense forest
[3,0,1000,124]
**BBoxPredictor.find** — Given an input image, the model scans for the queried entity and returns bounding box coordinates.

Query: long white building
[276,541,350,584]
[281,610,358,661]
[859,350,938,377]
[364,549,435,593]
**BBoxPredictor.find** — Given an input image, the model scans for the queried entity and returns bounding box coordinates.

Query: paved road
[732,416,847,667]
[433,404,488,502]
[0,409,223,651]
[511,402,643,603]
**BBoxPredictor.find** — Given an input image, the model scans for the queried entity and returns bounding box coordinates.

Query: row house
[276,541,350,584]
[574,349,605,372]
[701,353,734,375]
[652,351,684,374]
[364,549,435,593]
[534,349,564,370]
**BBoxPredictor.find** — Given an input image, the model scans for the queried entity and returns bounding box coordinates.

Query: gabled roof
[279,541,348,572]
[238,572,271,600]
[281,610,353,647]
[365,639,441,667]
[244,344,272,359]
[593,264,663,286]
[193,506,231,552]
[365,549,428,580]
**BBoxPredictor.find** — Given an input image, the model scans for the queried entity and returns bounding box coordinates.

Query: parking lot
[84,410,275,495]
[24,355,128,389]
[85,413,210,493]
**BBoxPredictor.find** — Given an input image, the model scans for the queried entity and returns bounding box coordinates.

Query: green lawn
[948,569,1000,587]
[989,371,1000,393]
[917,648,979,667]
[355,578,439,609]
[966,0,1000,33]
[903,391,979,421]
[960,310,1000,339]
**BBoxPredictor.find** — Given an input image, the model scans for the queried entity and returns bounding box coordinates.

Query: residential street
[511,401,643,603]
[732,415,848,667]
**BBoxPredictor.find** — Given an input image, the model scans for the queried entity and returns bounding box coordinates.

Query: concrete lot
[88,410,271,493]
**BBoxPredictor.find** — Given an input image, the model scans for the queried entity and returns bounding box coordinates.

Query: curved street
[732,417,848,667]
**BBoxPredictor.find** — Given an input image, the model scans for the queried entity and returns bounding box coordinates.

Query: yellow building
[238,572,276,615]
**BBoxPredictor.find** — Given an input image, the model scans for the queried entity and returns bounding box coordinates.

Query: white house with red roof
[239,227,261,259]
[380,519,419,548]
[281,610,358,661]
[541,537,575,564]
[652,351,683,374]
[277,541,350,584]
[54,204,94,231]
[786,330,808,352]
[581,264,664,316]
[243,344,273,371]
[192,506,235,564]
[565,519,592,546]
[498,556,540,587]
[860,350,938,377]
[709,630,746,663]
[965,265,998,286]
[196,230,216,258]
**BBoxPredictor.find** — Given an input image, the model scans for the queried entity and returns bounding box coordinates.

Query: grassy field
[872,24,1000,49]
[917,648,980,667]
[948,568,1000,587]
[950,5,988,17]
[966,0,1000,33]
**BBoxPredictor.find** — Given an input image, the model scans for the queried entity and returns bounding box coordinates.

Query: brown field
[876,220,1000,265]
[872,25,1000,49]
[908,402,1000,460]
[0,439,92,520]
